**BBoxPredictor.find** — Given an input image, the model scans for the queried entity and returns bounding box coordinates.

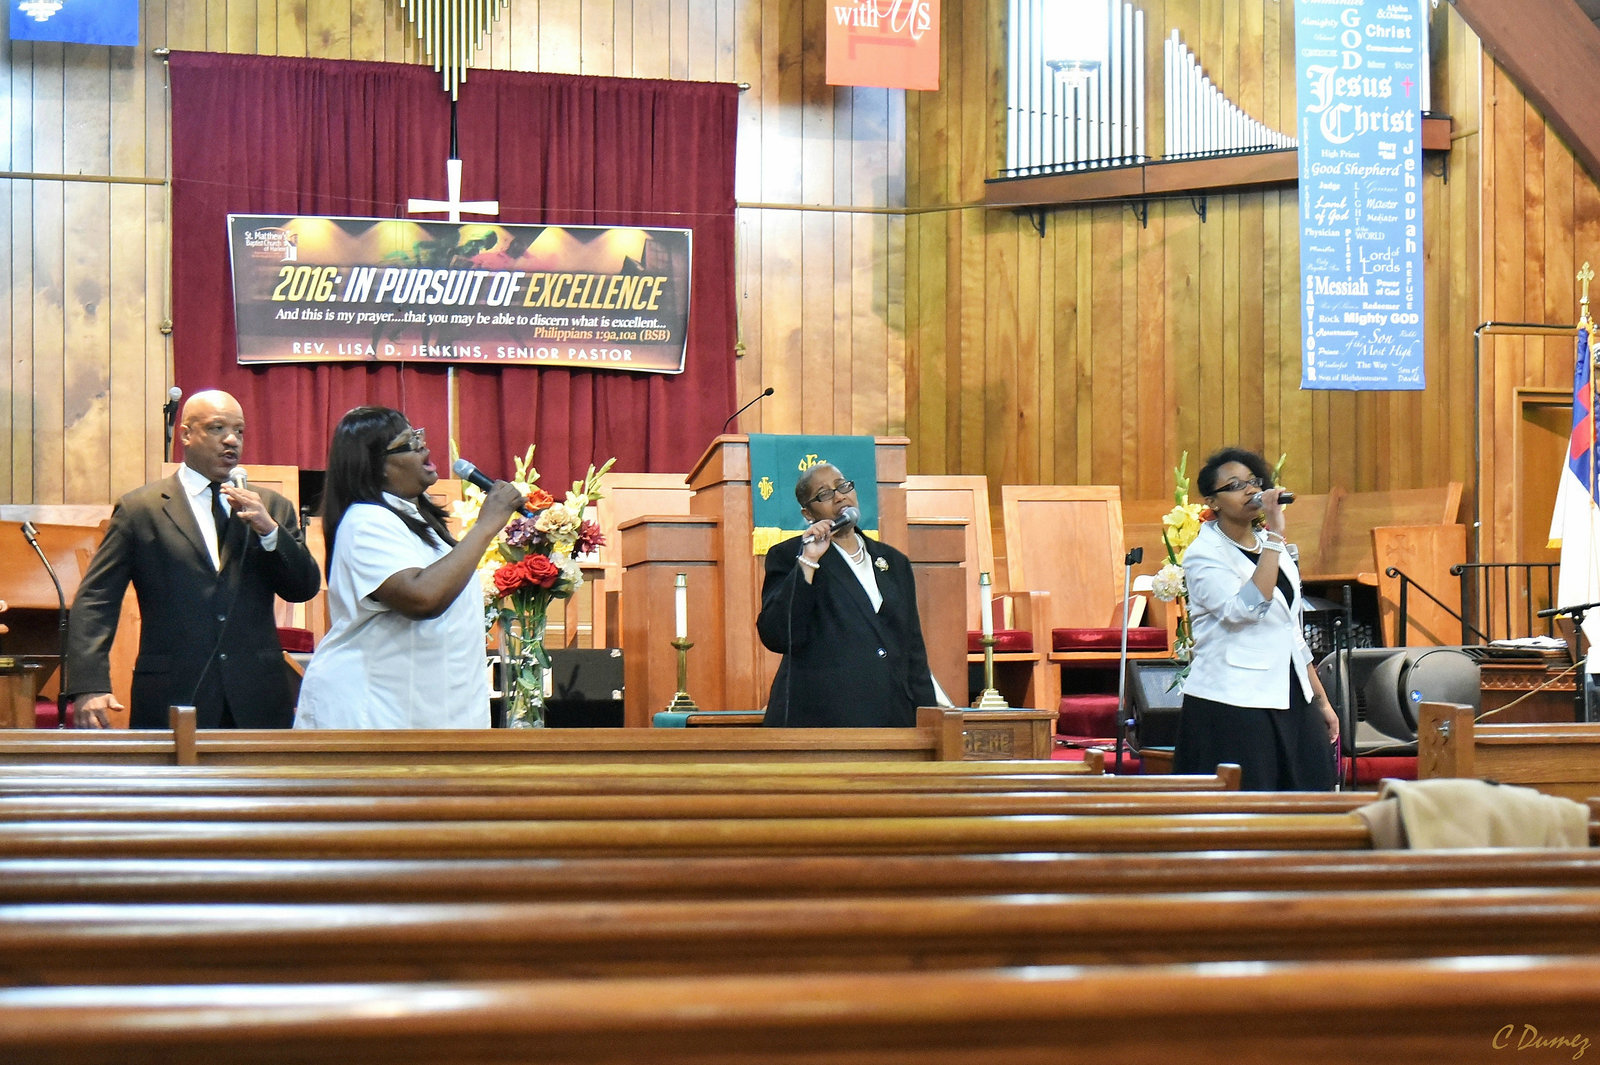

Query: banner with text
[825,0,939,91]
[1296,0,1426,391]
[227,215,693,373]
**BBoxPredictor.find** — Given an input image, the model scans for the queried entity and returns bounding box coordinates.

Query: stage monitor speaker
[1125,659,1185,750]
[546,647,624,728]
[1316,648,1408,756]
[490,648,624,728]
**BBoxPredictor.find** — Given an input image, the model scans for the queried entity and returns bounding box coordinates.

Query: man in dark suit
[756,464,937,727]
[65,389,322,729]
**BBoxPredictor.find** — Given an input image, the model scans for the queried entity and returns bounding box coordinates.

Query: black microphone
[452,458,535,517]
[1538,600,1600,619]
[801,505,860,545]
[163,387,182,463]
[722,387,774,435]
[1250,490,1296,506]
[20,522,69,729]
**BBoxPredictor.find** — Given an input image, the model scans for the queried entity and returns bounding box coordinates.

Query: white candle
[980,571,994,638]
[674,572,688,639]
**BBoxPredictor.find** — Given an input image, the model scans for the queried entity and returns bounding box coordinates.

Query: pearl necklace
[844,536,868,564]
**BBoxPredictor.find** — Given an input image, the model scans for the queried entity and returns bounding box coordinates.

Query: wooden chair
[592,473,693,649]
[1000,486,1169,731]
[906,476,1047,708]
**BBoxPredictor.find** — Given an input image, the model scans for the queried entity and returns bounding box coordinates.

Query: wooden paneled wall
[0,0,1576,569]
[1477,54,1600,565]
[907,0,1482,515]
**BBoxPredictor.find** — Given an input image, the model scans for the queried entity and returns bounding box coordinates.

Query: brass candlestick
[971,634,1010,709]
[664,637,700,712]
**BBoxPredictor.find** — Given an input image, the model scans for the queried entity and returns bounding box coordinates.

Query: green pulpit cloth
[748,434,879,555]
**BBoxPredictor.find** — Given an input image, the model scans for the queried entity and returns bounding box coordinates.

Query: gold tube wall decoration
[397,0,503,98]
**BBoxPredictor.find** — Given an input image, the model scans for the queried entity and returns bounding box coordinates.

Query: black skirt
[1171,680,1337,791]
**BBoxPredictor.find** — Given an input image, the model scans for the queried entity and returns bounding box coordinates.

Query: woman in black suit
[758,465,936,727]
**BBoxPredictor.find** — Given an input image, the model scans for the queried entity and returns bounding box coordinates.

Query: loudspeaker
[545,648,625,728]
[1317,648,1407,756]
[1125,659,1185,750]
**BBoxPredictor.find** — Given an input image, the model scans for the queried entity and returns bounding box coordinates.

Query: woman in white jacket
[1172,448,1341,790]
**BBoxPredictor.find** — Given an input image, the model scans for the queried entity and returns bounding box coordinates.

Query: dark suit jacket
[757,533,936,728]
[65,473,323,729]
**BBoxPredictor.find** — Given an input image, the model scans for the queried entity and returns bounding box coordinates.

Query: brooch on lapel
[875,556,888,572]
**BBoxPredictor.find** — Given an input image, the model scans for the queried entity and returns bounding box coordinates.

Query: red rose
[493,559,532,595]
[524,554,562,588]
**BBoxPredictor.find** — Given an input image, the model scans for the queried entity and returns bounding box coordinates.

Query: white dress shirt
[175,464,278,570]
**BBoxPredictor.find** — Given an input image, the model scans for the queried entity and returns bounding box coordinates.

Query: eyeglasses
[809,479,856,505]
[189,421,245,440]
[385,427,426,454]
[1215,477,1265,494]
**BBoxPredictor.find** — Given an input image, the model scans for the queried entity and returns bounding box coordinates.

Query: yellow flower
[1162,502,1204,562]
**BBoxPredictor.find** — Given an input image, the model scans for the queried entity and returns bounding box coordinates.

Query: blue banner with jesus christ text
[9,0,138,45]
[1296,0,1427,390]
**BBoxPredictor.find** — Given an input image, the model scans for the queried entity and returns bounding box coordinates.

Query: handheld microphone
[801,505,860,545]
[452,458,536,517]
[1250,490,1295,506]
[721,387,775,435]
[20,522,70,729]
[163,387,183,463]
[227,467,249,492]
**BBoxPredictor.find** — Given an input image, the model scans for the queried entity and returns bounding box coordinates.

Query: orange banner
[825,0,939,91]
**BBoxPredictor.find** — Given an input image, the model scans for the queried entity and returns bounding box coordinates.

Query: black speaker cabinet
[543,647,625,728]
[488,648,625,728]
[1125,659,1186,750]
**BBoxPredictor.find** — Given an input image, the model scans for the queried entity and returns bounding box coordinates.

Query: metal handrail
[1383,566,1482,647]
[1449,561,1561,644]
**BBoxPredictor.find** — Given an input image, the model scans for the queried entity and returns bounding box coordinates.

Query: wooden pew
[1,956,1597,1065]
[0,810,1383,859]
[6,848,1600,904]
[1419,701,1600,800]
[0,789,1366,822]
[3,886,1600,986]
[0,706,983,765]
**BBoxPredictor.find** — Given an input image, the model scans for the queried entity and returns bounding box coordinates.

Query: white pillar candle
[674,572,688,639]
[980,571,994,638]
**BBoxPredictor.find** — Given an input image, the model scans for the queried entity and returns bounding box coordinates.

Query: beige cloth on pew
[1355,779,1590,849]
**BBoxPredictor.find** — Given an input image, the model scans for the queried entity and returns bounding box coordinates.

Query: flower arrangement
[1153,451,1204,668]
[455,445,615,727]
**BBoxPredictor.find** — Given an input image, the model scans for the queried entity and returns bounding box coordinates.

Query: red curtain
[169,53,738,490]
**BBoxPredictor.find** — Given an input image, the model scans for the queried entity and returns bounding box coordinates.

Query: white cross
[406,157,499,222]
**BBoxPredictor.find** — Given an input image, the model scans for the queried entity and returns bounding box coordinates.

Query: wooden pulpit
[621,436,913,721]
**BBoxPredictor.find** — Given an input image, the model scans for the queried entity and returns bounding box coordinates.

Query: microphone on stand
[163,387,182,463]
[800,505,860,545]
[20,522,69,729]
[721,387,774,435]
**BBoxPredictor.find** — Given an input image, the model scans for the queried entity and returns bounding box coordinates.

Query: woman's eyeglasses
[809,479,856,505]
[1215,477,1265,494]
[385,427,426,454]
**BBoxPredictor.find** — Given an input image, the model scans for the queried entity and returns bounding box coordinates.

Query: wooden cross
[406,157,499,223]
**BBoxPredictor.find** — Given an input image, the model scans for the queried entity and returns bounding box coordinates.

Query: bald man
[65,390,321,729]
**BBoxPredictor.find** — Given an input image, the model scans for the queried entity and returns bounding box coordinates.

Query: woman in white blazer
[1172,448,1341,790]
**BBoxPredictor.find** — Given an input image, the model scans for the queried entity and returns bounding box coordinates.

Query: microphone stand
[19,522,69,729]
[1114,547,1142,776]
[1536,601,1600,723]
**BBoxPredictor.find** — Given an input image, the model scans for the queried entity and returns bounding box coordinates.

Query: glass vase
[503,602,551,729]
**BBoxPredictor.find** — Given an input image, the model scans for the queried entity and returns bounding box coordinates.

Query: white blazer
[1179,519,1315,709]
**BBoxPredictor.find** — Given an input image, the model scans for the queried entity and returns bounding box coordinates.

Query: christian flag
[1548,321,1600,666]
